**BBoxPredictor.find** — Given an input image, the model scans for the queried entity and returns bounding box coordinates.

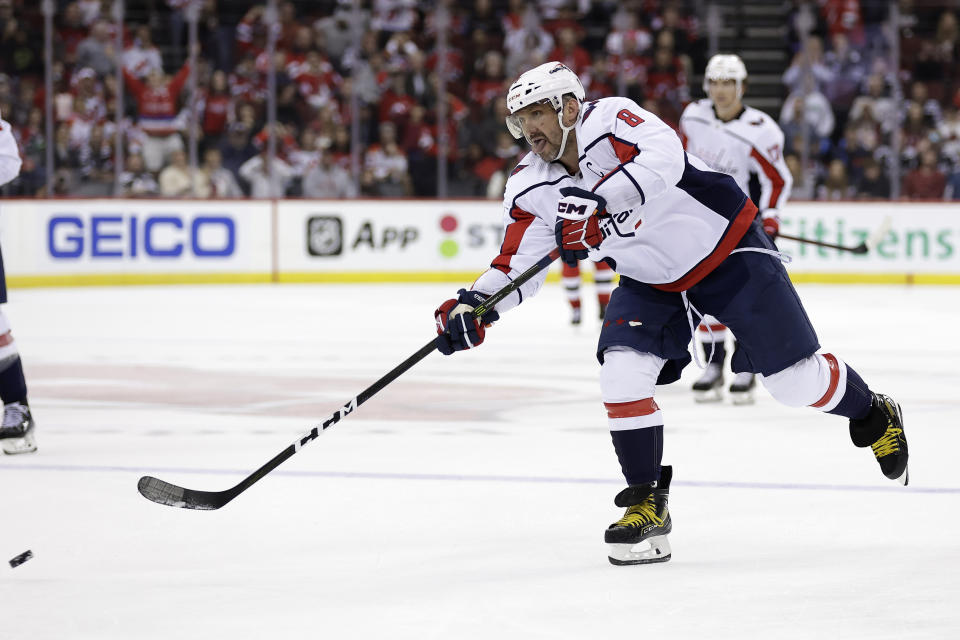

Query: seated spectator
[643,35,689,126]
[364,122,410,197]
[781,79,836,150]
[946,167,960,200]
[198,70,233,141]
[239,149,295,198]
[468,51,506,118]
[303,151,357,198]
[159,149,209,197]
[605,10,652,62]
[857,158,891,200]
[218,122,257,184]
[938,105,960,165]
[900,102,936,165]
[785,152,816,200]
[116,152,159,197]
[816,158,856,200]
[902,148,946,199]
[202,148,243,198]
[547,26,591,75]
[52,121,80,172]
[848,73,896,136]
[905,82,943,127]
[75,122,114,196]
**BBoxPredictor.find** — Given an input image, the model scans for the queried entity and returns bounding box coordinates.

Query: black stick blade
[138,476,230,510]
[852,243,869,254]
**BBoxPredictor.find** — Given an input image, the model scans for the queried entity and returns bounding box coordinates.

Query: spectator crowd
[0,0,958,200]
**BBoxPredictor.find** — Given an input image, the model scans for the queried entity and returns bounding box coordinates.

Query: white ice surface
[1,281,957,639]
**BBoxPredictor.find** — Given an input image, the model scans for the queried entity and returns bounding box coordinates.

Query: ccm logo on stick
[48,215,236,258]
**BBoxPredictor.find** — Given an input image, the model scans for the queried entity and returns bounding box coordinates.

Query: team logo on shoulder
[582,101,599,123]
[511,164,528,176]
[749,119,764,126]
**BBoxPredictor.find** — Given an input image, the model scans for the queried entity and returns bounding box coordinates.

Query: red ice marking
[440,215,458,232]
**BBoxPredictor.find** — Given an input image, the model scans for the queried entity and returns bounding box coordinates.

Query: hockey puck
[8,550,33,568]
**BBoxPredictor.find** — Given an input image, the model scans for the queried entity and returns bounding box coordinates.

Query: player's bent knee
[760,353,844,408]
[600,347,665,403]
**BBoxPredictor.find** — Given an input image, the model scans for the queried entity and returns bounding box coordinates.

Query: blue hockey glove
[555,186,606,267]
[434,289,501,355]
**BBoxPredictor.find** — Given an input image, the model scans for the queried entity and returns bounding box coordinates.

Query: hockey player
[433,62,907,565]
[679,54,793,404]
[0,110,37,454]
[561,260,614,325]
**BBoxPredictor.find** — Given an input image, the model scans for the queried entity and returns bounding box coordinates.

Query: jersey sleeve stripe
[491,205,536,274]
[652,198,758,292]
[750,147,785,209]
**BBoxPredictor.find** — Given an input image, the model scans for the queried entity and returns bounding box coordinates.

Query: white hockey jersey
[0,116,22,187]
[472,97,757,313]
[679,100,791,215]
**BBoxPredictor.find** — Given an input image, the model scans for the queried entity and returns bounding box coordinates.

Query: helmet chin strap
[551,102,580,162]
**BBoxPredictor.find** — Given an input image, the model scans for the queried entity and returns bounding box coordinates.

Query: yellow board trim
[787,272,960,285]
[6,271,960,288]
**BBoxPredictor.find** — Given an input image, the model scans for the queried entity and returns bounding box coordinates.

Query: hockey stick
[777,232,869,254]
[138,248,562,510]
[778,216,893,255]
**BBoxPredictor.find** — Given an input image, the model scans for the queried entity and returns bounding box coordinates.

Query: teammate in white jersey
[679,54,793,404]
[432,62,907,566]
[0,111,37,454]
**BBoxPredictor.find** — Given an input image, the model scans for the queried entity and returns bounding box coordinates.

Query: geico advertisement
[779,202,960,273]
[0,200,271,274]
[277,200,504,271]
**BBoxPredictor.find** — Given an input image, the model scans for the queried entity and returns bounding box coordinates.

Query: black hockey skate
[692,363,724,402]
[849,393,908,485]
[728,371,756,405]
[571,307,582,326]
[605,466,672,565]
[599,303,607,321]
[0,402,37,455]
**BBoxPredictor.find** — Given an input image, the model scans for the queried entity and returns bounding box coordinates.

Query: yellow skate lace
[871,427,903,458]
[613,500,663,528]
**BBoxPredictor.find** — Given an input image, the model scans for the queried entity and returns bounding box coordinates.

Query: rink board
[1,199,958,286]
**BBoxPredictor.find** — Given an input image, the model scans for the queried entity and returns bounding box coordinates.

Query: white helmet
[703,54,748,99]
[505,61,585,161]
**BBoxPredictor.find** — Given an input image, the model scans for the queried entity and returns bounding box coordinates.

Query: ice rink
[1,279,957,639]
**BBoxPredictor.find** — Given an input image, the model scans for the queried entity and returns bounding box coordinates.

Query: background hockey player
[433,62,907,566]
[679,54,793,404]
[561,259,614,325]
[0,110,37,454]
